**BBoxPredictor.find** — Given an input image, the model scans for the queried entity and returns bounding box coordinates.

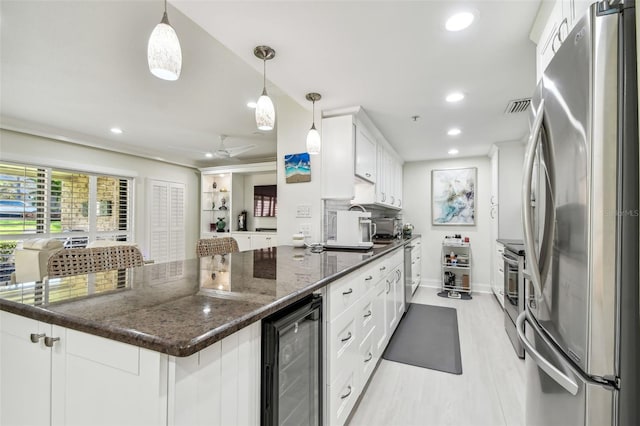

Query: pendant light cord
[312,100,316,126]
[263,59,267,90]
[164,0,167,13]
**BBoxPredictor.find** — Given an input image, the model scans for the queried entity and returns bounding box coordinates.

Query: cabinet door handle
[391,196,395,203]
[380,266,386,271]
[341,332,353,343]
[558,17,569,42]
[412,261,415,265]
[386,280,391,294]
[551,29,562,54]
[340,385,352,399]
[365,172,371,177]
[44,336,60,347]
[30,333,45,343]
[364,275,373,281]
[364,352,373,363]
[382,193,386,202]
[342,288,353,295]
[398,199,402,207]
[363,310,372,318]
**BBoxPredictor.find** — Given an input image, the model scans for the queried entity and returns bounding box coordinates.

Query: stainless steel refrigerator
[518,1,639,425]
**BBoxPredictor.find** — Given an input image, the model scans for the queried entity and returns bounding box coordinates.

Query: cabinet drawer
[328,310,358,384]
[328,370,358,426]
[357,328,376,388]
[375,255,395,282]
[356,295,375,343]
[328,274,363,320]
[357,264,377,293]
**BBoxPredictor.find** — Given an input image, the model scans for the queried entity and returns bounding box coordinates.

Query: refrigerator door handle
[522,99,545,302]
[516,309,579,395]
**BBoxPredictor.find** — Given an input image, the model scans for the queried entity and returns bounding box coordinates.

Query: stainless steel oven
[503,248,525,358]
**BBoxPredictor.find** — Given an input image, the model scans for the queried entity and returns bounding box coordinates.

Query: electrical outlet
[296,205,312,218]
[300,223,311,237]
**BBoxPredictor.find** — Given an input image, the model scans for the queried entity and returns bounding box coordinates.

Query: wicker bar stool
[47,245,144,278]
[196,237,239,257]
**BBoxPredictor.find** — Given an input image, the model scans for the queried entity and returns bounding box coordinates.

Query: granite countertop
[0,236,419,357]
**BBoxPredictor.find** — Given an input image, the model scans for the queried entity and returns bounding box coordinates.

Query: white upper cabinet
[367,145,402,210]
[355,125,376,183]
[321,114,357,200]
[322,107,403,209]
[535,0,593,81]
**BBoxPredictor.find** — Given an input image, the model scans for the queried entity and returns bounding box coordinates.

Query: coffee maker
[325,210,374,249]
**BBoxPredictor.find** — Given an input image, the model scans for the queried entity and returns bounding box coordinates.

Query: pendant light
[147,0,182,81]
[305,93,322,155]
[253,46,276,131]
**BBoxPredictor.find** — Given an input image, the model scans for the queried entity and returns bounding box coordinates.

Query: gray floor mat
[382,303,462,374]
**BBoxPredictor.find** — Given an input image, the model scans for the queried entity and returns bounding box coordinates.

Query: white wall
[0,129,200,259]
[276,97,323,244]
[496,142,525,239]
[402,156,492,293]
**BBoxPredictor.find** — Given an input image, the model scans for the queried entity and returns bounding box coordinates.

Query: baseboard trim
[419,280,492,294]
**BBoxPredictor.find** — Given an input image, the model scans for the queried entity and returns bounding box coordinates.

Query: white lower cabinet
[232,232,252,251]
[1,313,52,426]
[230,232,277,251]
[328,370,358,426]
[372,278,388,357]
[1,311,167,426]
[0,311,261,426]
[493,242,505,308]
[326,247,404,426]
[169,321,261,426]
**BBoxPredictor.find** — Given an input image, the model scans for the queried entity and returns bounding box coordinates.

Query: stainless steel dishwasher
[403,243,414,313]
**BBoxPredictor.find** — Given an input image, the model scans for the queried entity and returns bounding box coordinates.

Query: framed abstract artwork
[431,167,476,225]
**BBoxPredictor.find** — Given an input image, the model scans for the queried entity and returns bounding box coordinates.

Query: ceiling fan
[208,135,256,159]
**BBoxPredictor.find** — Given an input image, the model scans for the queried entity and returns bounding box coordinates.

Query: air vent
[504,98,531,114]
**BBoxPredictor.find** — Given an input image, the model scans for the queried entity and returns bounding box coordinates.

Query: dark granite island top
[0,238,418,357]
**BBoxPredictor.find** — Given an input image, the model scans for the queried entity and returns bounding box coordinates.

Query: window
[0,162,133,283]
[254,185,277,217]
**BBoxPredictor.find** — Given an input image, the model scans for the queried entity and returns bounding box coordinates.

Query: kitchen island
[0,238,418,426]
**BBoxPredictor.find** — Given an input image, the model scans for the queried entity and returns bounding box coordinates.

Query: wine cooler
[261,293,322,426]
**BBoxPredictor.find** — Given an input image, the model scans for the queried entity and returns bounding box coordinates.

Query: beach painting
[432,167,476,225]
[284,153,311,183]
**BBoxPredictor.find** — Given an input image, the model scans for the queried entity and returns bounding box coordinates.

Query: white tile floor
[348,287,526,426]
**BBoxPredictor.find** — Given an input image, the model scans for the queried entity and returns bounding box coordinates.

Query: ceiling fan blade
[225,144,257,157]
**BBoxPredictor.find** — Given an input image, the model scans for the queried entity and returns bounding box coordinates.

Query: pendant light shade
[148,1,182,81]
[254,46,276,131]
[256,88,275,131]
[305,93,322,155]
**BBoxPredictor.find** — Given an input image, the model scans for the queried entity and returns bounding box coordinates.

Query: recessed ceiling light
[205,152,213,158]
[247,101,257,108]
[448,148,459,155]
[110,127,123,134]
[446,92,465,103]
[446,12,475,32]
[448,128,462,136]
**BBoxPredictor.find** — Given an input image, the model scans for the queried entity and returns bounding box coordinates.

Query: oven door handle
[502,255,520,267]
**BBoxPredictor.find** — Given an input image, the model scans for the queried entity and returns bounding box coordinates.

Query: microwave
[372,217,400,238]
